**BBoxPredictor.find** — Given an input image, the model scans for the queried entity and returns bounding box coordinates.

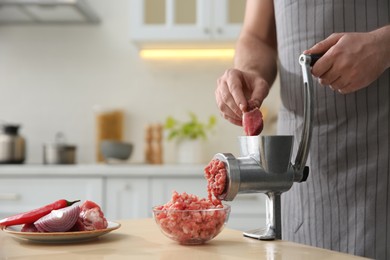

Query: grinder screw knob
[300,166,310,182]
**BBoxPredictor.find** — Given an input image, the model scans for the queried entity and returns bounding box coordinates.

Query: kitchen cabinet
[0,177,103,219]
[0,165,265,231]
[226,194,267,231]
[105,178,149,220]
[130,0,246,43]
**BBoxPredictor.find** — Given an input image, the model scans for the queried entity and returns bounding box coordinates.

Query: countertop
[0,219,368,260]
[0,164,206,177]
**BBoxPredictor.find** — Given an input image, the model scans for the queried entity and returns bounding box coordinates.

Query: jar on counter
[0,124,26,164]
[43,132,76,164]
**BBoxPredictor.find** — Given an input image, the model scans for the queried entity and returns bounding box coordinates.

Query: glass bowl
[152,204,231,245]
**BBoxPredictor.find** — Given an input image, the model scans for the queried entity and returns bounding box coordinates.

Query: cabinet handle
[204,27,210,34]
[0,193,20,201]
[216,27,223,34]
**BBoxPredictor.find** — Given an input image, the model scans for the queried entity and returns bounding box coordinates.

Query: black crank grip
[309,53,323,66]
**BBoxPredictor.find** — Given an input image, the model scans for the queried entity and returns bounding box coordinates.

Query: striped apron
[274,1,390,259]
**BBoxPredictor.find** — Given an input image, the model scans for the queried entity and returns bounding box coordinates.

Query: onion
[34,204,80,232]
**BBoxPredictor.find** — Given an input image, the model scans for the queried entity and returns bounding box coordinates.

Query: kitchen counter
[0,164,267,231]
[0,164,205,177]
[0,219,368,260]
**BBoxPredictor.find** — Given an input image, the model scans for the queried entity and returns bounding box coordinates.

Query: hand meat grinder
[213,54,319,240]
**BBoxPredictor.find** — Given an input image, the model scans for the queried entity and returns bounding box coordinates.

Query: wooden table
[0,218,369,259]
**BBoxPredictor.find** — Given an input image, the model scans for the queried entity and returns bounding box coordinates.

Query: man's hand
[215,69,270,126]
[305,26,390,94]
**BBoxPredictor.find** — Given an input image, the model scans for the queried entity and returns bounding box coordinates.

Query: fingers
[311,45,354,94]
[225,70,248,113]
[215,69,246,125]
[315,65,352,94]
[215,69,246,112]
[316,63,337,85]
[216,68,270,125]
[305,33,351,94]
[306,31,386,95]
[305,33,344,80]
[304,33,344,55]
[221,113,243,127]
[249,77,269,108]
[215,84,242,125]
[327,76,352,94]
[215,87,242,126]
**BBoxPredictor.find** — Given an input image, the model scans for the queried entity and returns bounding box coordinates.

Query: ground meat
[204,159,227,202]
[154,191,227,244]
[243,100,263,136]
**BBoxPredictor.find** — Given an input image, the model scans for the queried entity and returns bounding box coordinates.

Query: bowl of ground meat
[152,191,231,245]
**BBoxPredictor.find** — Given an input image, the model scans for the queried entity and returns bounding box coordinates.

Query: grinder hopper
[213,54,318,240]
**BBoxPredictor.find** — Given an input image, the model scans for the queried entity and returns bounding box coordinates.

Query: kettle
[0,124,26,164]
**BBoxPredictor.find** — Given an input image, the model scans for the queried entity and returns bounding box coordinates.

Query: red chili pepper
[0,199,80,228]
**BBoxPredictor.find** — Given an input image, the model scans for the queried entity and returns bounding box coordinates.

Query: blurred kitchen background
[0,0,280,165]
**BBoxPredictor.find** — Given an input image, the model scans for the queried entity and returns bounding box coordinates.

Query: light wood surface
[0,218,369,260]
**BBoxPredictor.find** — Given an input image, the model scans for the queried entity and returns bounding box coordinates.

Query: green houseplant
[164,112,217,141]
[164,112,217,164]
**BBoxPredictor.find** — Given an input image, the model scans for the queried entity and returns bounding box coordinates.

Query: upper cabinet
[130,0,246,44]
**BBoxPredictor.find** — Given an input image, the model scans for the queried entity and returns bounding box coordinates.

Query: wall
[0,0,280,164]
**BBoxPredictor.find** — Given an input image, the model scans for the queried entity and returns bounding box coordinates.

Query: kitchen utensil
[211,54,318,240]
[0,124,26,164]
[43,132,76,164]
[100,140,133,162]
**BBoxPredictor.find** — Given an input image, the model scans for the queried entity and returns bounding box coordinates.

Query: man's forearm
[234,34,278,88]
[372,24,390,69]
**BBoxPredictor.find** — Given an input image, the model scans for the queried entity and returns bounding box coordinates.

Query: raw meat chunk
[72,200,108,231]
[243,100,263,136]
[21,223,38,232]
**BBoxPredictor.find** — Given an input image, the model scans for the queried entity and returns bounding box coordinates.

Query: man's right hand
[215,68,270,126]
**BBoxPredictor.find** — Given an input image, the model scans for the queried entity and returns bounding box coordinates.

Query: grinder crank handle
[308,53,323,66]
[293,54,322,181]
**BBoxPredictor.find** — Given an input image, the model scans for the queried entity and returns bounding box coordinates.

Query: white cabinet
[0,165,266,232]
[105,178,149,221]
[225,194,266,231]
[0,177,103,219]
[131,0,246,43]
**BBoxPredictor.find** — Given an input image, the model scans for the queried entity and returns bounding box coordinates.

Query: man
[215,1,390,259]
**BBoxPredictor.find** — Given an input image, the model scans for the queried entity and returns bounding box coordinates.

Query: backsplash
[0,0,280,164]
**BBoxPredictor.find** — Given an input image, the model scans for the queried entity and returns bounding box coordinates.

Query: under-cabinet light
[139,49,235,59]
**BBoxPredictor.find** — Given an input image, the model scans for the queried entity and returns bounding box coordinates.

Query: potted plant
[164,112,217,164]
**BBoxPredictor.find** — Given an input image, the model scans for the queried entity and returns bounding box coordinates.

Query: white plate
[1,220,121,243]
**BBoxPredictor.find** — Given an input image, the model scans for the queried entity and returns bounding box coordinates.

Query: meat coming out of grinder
[243,100,263,136]
[204,159,227,202]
